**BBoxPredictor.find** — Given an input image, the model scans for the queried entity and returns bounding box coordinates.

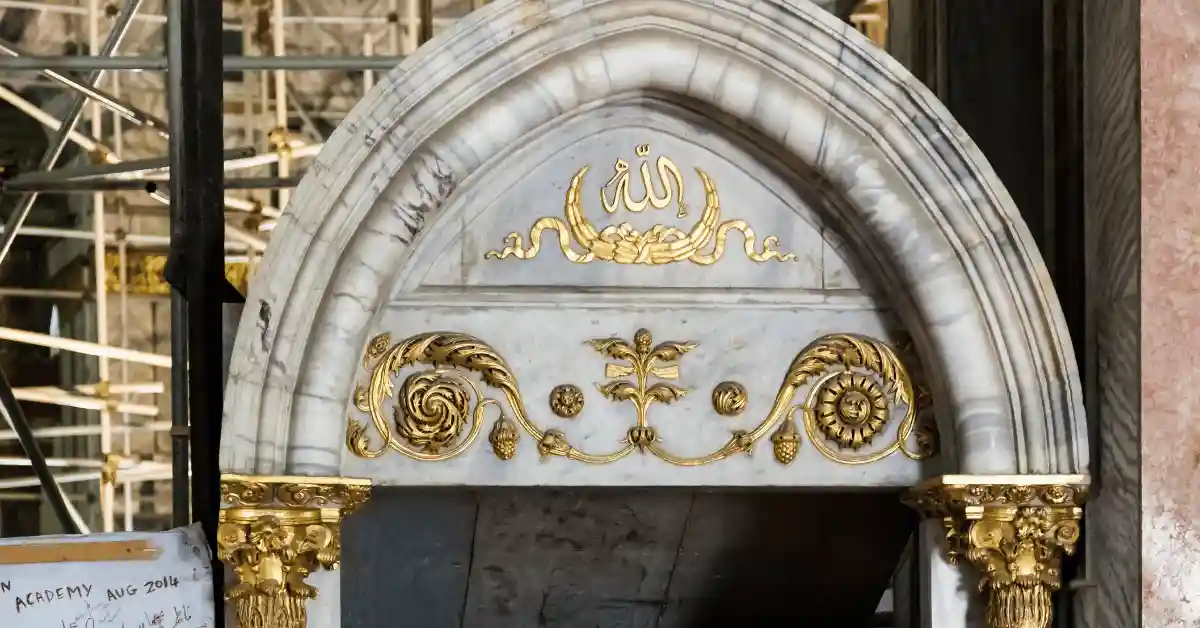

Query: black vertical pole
[166,0,224,622]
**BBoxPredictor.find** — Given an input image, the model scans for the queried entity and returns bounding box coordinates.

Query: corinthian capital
[904,475,1088,628]
[217,474,372,628]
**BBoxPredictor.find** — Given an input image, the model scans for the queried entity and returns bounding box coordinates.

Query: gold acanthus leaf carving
[220,476,370,514]
[347,330,934,467]
[904,479,1087,628]
[484,145,797,266]
[642,332,931,466]
[218,515,337,628]
[218,475,370,628]
[348,332,632,464]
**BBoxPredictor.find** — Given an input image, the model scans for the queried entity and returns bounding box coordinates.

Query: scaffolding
[0,0,456,535]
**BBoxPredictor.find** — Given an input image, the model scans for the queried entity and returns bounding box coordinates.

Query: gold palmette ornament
[904,478,1087,628]
[218,475,371,628]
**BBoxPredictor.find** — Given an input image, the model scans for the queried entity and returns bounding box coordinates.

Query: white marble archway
[219,0,1086,481]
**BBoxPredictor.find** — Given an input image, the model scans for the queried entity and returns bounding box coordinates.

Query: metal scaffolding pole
[0,85,112,158]
[0,0,145,535]
[0,326,172,367]
[3,176,304,193]
[0,0,143,269]
[0,421,171,442]
[420,0,434,44]
[168,0,224,614]
[0,39,169,136]
[1,147,256,186]
[0,55,406,71]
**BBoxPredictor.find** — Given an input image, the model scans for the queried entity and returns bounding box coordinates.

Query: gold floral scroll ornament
[587,329,933,466]
[904,476,1088,628]
[347,329,936,467]
[485,144,797,266]
[347,331,623,464]
[218,475,372,628]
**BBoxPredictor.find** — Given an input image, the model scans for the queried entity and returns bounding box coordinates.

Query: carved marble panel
[407,109,855,292]
[337,102,936,488]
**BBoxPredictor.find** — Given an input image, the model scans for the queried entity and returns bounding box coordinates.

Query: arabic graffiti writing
[485,144,797,266]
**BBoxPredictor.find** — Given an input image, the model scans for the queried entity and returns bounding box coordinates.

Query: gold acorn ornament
[771,410,801,464]
[488,416,519,460]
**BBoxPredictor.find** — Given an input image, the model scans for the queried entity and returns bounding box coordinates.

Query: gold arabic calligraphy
[485,144,797,266]
[603,144,688,218]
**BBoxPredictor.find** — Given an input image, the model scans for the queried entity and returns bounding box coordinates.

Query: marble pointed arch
[219,0,1087,478]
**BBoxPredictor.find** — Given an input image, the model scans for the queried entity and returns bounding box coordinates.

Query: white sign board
[0,524,215,628]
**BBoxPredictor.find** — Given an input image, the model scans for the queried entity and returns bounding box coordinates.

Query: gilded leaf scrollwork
[348,328,935,467]
[347,332,629,464]
[612,331,933,466]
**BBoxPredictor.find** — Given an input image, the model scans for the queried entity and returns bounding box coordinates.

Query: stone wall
[1142,0,1200,625]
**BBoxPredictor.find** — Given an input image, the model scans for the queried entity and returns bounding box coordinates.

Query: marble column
[1142,0,1200,625]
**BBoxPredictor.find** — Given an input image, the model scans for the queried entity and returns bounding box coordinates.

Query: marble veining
[220,0,1086,490]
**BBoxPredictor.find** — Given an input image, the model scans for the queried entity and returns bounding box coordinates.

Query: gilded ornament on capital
[711,381,748,416]
[485,144,797,266]
[549,384,585,418]
[218,475,370,628]
[904,477,1087,628]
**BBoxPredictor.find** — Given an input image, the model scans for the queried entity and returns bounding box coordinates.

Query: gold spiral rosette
[643,332,933,466]
[347,332,631,463]
[789,334,930,465]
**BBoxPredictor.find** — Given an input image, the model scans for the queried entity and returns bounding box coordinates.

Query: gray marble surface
[219,0,1088,486]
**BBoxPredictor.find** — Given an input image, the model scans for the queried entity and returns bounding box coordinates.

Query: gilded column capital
[218,474,372,628]
[903,474,1088,628]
